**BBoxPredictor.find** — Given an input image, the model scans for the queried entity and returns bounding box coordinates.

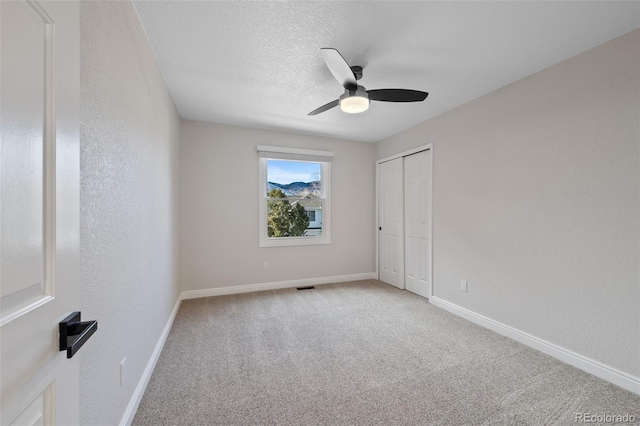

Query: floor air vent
[296,286,315,290]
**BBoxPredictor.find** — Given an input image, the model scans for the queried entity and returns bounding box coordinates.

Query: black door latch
[59,312,98,359]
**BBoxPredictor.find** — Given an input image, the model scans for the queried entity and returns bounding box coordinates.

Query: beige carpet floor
[133,280,640,425]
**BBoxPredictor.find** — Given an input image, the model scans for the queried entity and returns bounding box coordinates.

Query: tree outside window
[267,189,309,237]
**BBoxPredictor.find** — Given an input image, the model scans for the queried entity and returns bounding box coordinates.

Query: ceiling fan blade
[308,99,339,116]
[368,89,428,102]
[321,48,357,89]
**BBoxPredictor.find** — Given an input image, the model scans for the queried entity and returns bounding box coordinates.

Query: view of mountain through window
[266,160,323,238]
[266,160,321,195]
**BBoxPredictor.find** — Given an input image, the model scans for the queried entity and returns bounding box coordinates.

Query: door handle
[59,312,98,359]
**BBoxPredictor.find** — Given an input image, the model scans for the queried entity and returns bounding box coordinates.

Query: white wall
[377,30,640,378]
[180,120,376,291]
[79,2,181,425]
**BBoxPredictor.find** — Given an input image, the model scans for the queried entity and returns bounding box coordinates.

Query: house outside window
[258,145,332,247]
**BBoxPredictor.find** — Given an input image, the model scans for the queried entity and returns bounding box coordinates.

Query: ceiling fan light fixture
[340,96,369,113]
[339,87,369,114]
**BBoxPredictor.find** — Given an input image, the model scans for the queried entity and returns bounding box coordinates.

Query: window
[258,145,332,247]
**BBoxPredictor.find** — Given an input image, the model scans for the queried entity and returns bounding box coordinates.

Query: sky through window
[267,160,321,184]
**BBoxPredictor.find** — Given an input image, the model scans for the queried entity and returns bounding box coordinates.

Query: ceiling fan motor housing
[339,85,370,113]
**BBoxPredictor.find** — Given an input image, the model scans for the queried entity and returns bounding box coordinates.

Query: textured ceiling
[133,1,640,143]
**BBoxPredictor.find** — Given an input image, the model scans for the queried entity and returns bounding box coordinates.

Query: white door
[1,1,80,424]
[404,150,432,299]
[378,157,404,289]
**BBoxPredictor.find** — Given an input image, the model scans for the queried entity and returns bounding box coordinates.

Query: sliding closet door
[378,157,404,289]
[404,150,432,298]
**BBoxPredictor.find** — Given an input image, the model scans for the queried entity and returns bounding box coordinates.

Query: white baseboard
[181,272,377,300]
[430,296,640,396]
[119,295,182,426]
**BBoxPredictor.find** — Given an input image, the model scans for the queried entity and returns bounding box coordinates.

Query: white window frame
[258,145,332,247]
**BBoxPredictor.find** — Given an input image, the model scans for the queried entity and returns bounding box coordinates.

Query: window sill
[259,236,330,248]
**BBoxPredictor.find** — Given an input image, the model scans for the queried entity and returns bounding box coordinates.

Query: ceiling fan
[308,48,429,116]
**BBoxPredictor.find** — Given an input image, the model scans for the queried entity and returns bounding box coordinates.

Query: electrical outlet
[263,262,269,270]
[120,357,127,386]
[460,280,468,292]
